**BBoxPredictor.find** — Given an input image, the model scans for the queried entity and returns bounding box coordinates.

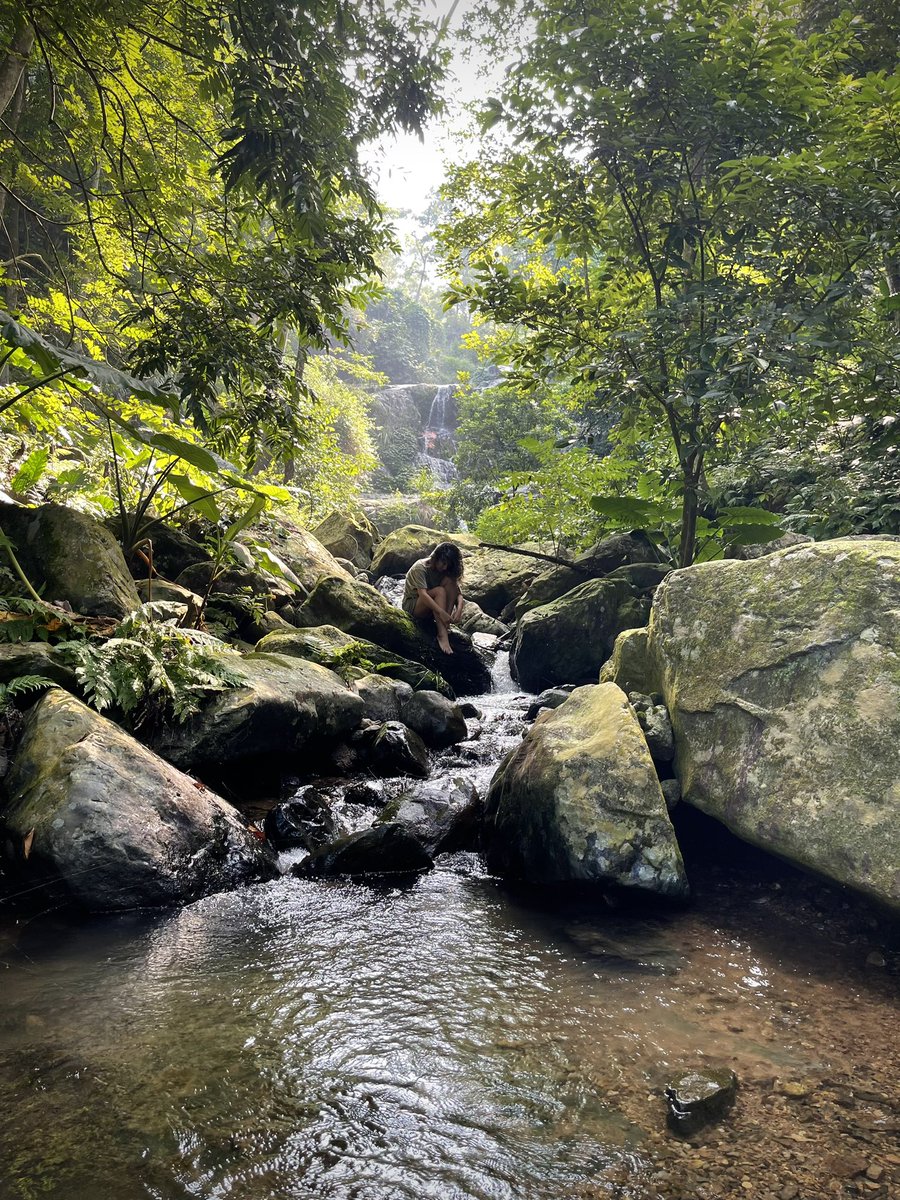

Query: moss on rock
[483,682,687,895]
[649,538,900,911]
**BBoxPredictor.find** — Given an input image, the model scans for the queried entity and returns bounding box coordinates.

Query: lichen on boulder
[649,538,900,911]
[482,682,688,896]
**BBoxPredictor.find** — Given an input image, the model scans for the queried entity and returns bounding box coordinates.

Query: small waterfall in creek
[417,383,458,489]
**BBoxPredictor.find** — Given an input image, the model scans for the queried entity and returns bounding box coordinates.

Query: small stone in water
[665,1067,738,1137]
[865,951,886,968]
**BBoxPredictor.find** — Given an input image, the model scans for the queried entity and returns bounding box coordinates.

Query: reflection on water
[1,848,897,1200]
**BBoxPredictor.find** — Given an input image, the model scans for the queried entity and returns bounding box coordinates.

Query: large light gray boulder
[0,502,140,617]
[649,538,900,911]
[1,691,276,910]
[483,683,687,896]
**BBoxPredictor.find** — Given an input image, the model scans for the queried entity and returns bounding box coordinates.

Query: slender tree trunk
[0,14,34,121]
[678,451,703,568]
[885,254,900,334]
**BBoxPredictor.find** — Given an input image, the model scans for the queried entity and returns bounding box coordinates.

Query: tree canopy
[439,0,900,563]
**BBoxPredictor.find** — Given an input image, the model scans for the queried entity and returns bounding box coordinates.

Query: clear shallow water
[1,849,897,1200]
[1,655,897,1200]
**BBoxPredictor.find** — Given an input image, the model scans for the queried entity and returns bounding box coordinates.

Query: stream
[0,654,897,1200]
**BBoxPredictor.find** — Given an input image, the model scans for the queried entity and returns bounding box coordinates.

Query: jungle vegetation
[1,0,898,567]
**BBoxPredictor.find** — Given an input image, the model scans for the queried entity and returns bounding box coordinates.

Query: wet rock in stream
[262,788,337,851]
[378,776,482,856]
[665,1067,738,1136]
[295,822,434,877]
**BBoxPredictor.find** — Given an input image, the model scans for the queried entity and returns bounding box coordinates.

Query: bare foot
[437,637,454,655]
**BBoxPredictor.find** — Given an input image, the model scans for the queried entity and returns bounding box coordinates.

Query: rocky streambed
[0,669,897,1200]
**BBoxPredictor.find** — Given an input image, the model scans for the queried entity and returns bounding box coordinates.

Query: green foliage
[0,675,57,708]
[0,0,445,524]
[440,0,900,565]
[473,442,618,554]
[589,494,782,562]
[0,598,86,644]
[714,415,900,539]
[61,606,242,729]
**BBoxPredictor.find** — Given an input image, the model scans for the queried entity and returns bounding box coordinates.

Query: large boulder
[400,689,468,749]
[293,575,492,695]
[0,503,140,618]
[512,578,647,691]
[312,511,381,570]
[508,533,666,622]
[250,515,355,596]
[370,525,542,617]
[256,625,453,697]
[152,651,363,775]
[648,538,900,911]
[483,683,687,895]
[575,529,663,574]
[1,691,276,910]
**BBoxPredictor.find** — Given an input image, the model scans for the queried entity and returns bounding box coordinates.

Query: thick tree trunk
[0,14,34,121]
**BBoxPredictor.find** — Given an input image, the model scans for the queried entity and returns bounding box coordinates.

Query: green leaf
[11,448,50,494]
[225,494,266,542]
[170,475,221,522]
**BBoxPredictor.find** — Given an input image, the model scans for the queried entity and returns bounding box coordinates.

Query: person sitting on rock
[402,541,464,655]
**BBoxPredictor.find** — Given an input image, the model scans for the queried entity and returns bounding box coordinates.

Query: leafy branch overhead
[439,0,900,564]
[0,0,446,469]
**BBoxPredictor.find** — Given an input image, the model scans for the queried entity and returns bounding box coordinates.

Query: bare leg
[412,584,453,654]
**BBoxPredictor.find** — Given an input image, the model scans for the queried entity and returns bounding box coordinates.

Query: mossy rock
[293,574,492,695]
[600,627,659,695]
[649,538,900,911]
[0,502,140,618]
[256,624,453,697]
[248,514,355,594]
[483,683,687,895]
[512,577,634,691]
[312,510,381,570]
[151,650,364,775]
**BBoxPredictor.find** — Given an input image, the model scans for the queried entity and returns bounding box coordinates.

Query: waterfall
[417,384,458,489]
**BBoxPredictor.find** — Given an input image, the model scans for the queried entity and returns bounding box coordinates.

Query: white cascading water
[417,384,459,488]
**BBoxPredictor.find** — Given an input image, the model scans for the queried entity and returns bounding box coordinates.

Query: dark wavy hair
[427,541,464,580]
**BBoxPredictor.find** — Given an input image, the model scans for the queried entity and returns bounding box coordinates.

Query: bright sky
[363,0,508,218]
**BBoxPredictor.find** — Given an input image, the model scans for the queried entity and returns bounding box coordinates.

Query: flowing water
[0,658,897,1200]
[417,384,458,490]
